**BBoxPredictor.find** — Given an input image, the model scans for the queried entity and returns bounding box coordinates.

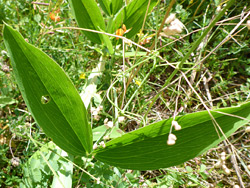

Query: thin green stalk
[122,56,158,113]
[144,0,235,117]
[125,0,176,92]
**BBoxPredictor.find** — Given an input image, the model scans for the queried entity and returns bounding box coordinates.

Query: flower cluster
[167,120,182,145]
[91,106,103,120]
[93,141,106,150]
[104,118,113,129]
[162,14,184,36]
[214,152,231,175]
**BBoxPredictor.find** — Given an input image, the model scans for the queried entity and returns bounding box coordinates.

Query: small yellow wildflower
[79,73,86,79]
[135,80,141,86]
[137,30,144,38]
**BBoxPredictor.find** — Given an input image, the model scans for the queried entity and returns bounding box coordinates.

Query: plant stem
[124,0,176,95]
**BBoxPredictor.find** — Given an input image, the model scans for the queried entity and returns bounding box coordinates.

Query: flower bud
[167,133,177,145]
[247,20,250,30]
[93,115,100,121]
[103,135,110,140]
[93,143,98,150]
[104,118,108,125]
[245,126,250,133]
[224,167,231,175]
[172,120,181,131]
[105,121,113,129]
[167,139,176,145]
[168,133,177,141]
[100,141,106,148]
[221,152,226,161]
[118,116,125,123]
[222,164,231,175]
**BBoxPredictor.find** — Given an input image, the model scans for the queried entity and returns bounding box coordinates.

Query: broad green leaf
[3,24,92,155]
[98,0,124,16]
[68,0,106,44]
[94,102,250,170]
[111,0,158,38]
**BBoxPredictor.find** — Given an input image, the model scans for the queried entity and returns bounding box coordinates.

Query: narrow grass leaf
[94,102,250,170]
[3,24,92,155]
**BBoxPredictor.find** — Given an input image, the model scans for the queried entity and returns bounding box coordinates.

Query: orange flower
[115,24,129,40]
[122,24,127,32]
[116,28,125,39]
[49,12,60,22]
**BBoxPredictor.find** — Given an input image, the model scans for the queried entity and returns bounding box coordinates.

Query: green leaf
[51,151,73,188]
[21,142,58,187]
[98,0,124,16]
[111,0,158,38]
[94,102,250,170]
[68,0,106,44]
[110,0,124,16]
[21,142,73,188]
[98,0,112,16]
[92,125,124,141]
[0,96,17,108]
[3,24,92,155]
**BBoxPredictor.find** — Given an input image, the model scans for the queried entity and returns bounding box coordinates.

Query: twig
[223,141,245,188]
[31,2,49,6]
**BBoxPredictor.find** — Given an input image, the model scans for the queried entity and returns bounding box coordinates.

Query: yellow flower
[79,73,86,79]
[137,30,144,38]
[135,80,141,86]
